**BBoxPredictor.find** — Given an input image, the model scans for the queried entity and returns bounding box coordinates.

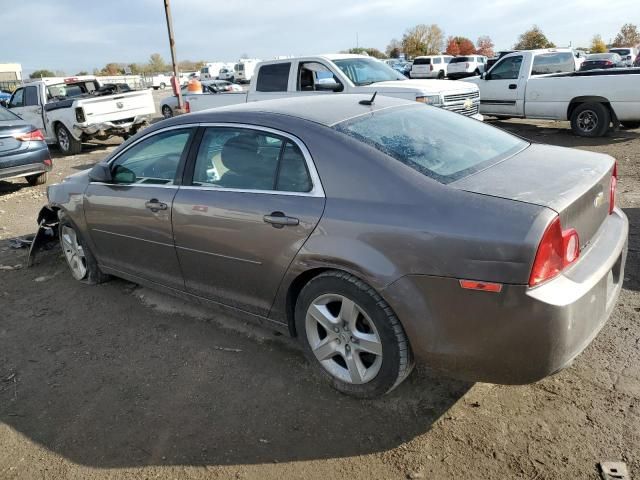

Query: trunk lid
[0,122,31,156]
[75,90,155,122]
[451,144,615,249]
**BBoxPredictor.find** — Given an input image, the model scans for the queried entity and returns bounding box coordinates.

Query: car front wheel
[295,271,413,398]
[59,213,109,284]
[161,105,173,118]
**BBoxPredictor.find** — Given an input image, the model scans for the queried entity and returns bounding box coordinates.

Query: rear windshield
[0,106,21,121]
[450,57,471,63]
[588,54,615,61]
[334,105,528,184]
[413,58,431,65]
[47,81,98,100]
[610,49,630,56]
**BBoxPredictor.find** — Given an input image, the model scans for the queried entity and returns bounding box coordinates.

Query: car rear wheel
[56,124,82,155]
[295,271,413,398]
[162,105,173,118]
[59,214,109,284]
[570,102,610,137]
[26,172,47,186]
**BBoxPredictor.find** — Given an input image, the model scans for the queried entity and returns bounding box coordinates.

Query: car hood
[359,79,478,96]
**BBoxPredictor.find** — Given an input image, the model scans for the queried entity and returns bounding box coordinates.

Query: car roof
[187,94,417,127]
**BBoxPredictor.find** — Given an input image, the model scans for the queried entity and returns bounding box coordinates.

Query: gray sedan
[40,95,628,397]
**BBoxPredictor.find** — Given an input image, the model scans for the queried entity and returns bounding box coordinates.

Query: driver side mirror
[0,99,7,108]
[88,163,113,183]
[482,72,491,80]
[315,81,344,92]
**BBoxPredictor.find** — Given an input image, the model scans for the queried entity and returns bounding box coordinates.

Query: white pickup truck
[7,77,155,154]
[185,54,483,120]
[464,49,640,136]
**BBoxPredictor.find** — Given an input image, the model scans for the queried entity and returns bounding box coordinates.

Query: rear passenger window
[256,63,291,92]
[24,86,39,106]
[434,58,442,64]
[531,52,575,75]
[192,128,312,192]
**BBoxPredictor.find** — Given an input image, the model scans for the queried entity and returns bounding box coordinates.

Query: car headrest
[221,134,259,174]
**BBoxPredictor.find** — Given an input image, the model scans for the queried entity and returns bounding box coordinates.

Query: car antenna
[359,91,377,106]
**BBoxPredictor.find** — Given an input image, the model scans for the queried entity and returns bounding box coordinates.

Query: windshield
[0,106,21,121]
[334,105,528,184]
[450,57,471,63]
[333,58,405,86]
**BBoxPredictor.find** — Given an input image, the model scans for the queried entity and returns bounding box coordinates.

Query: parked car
[218,68,235,82]
[160,81,242,118]
[580,53,625,71]
[0,89,12,104]
[608,47,638,67]
[39,94,627,397]
[0,106,52,186]
[447,56,488,79]
[464,49,640,136]
[635,53,640,67]
[410,55,453,79]
[234,59,261,83]
[149,74,171,90]
[185,55,482,121]
[7,77,155,155]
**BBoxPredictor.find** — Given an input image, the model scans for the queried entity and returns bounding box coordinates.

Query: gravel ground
[0,118,638,480]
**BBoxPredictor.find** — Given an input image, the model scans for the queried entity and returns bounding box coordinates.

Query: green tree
[612,23,640,47]
[75,71,89,76]
[30,69,55,78]
[344,47,386,59]
[402,24,444,57]
[148,53,167,73]
[100,63,123,75]
[590,35,607,53]
[514,25,555,50]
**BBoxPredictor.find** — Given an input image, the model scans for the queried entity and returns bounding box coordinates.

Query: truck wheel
[438,71,445,79]
[570,103,610,137]
[56,124,82,155]
[159,82,166,90]
[26,172,48,186]
[295,271,414,398]
[622,121,640,130]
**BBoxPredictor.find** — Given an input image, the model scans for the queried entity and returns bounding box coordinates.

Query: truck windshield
[334,104,528,184]
[333,58,406,86]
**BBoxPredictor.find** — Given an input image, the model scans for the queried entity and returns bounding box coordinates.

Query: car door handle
[145,199,168,212]
[263,212,299,228]
[509,84,517,90]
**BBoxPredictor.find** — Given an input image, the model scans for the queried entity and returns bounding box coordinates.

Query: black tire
[438,71,445,79]
[474,69,481,76]
[295,271,413,398]
[26,172,48,186]
[159,82,166,90]
[622,121,640,130]
[58,212,109,285]
[161,105,173,118]
[570,102,611,137]
[56,124,82,155]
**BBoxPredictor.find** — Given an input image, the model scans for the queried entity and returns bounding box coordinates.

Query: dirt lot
[0,117,639,480]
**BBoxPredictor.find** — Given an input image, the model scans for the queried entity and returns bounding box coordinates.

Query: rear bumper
[74,114,151,137]
[410,72,437,79]
[0,147,52,180]
[382,208,628,384]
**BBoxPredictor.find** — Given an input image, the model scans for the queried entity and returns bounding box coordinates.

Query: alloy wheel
[577,110,598,133]
[61,226,88,280]
[305,294,383,384]
[162,105,173,118]
[57,127,70,152]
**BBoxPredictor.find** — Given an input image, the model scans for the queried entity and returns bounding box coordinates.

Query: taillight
[529,216,580,287]
[185,100,190,113]
[609,162,617,214]
[604,60,613,66]
[44,158,52,167]
[13,129,45,142]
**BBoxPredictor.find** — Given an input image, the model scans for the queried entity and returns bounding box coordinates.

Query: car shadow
[487,119,640,147]
[0,248,471,468]
[622,207,639,292]
[0,179,27,195]
[50,142,118,160]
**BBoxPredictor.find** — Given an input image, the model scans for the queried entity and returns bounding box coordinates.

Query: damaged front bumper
[27,205,59,267]
[73,114,151,138]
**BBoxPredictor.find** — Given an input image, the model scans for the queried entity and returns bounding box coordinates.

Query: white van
[608,47,639,67]
[234,59,261,83]
[410,55,453,79]
[200,62,231,80]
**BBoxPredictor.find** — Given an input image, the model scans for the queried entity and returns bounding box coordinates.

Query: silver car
[38,95,628,398]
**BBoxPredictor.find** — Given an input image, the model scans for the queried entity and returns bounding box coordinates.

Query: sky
[2,0,637,75]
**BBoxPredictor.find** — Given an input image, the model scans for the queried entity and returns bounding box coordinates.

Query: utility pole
[356,32,359,49]
[163,0,182,109]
